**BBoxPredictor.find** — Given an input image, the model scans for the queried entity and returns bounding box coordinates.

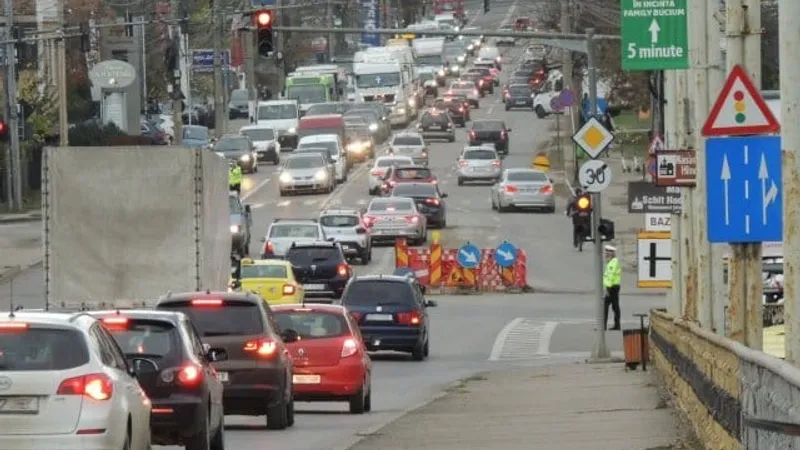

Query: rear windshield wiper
[203,331,234,336]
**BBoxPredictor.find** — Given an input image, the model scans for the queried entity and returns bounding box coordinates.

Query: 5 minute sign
[621,0,689,71]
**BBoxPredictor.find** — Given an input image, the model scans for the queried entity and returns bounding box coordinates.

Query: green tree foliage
[17,70,58,142]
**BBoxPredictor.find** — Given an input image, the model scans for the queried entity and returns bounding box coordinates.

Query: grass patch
[614,110,651,131]
[0,190,41,214]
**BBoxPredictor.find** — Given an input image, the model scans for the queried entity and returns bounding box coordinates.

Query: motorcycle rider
[229,161,243,193]
[565,188,591,250]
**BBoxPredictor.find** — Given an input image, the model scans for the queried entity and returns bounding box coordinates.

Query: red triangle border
[701,64,780,136]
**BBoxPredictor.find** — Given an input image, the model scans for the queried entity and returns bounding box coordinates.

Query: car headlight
[438,70,445,77]
[467,44,474,51]
[397,107,406,114]
[452,66,460,72]
[369,123,378,131]
[457,56,465,62]
[230,225,241,233]
[279,172,292,183]
[315,170,328,181]
[408,98,416,108]
[348,142,363,152]
[287,127,297,134]
[240,154,251,161]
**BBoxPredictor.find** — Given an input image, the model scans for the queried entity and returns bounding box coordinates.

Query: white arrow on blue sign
[457,243,481,269]
[494,241,517,268]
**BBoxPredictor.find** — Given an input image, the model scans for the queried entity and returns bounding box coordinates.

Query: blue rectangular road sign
[360,0,381,47]
[706,136,782,243]
[191,49,231,72]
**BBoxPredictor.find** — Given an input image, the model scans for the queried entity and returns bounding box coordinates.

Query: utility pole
[244,28,256,113]
[780,0,800,365]
[326,0,334,62]
[560,0,574,179]
[665,69,682,316]
[4,0,20,210]
[212,0,225,136]
[586,28,609,361]
[676,69,694,320]
[58,1,68,147]
[170,0,183,145]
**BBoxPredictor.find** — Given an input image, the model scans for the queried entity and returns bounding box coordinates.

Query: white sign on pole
[578,160,612,193]
[648,135,665,155]
[645,213,671,232]
[637,231,672,288]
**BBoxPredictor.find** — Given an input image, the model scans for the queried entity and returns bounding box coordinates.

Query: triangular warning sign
[648,135,664,154]
[702,64,780,136]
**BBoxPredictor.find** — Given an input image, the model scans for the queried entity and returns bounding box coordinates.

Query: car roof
[299,134,339,142]
[464,146,497,152]
[509,84,531,88]
[349,274,414,284]
[271,303,347,314]
[393,164,430,170]
[240,124,275,131]
[240,258,293,267]
[321,208,361,216]
[392,182,436,190]
[0,311,96,329]
[392,131,422,137]
[287,152,324,160]
[270,218,320,225]
[370,196,413,204]
[156,291,262,306]
[184,125,207,130]
[507,167,546,174]
[88,309,185,325]
[219,133,248,139]
[374,156,413,165]
[473,119,504,125]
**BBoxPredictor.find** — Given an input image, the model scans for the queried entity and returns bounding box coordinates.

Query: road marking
[303,199,317,206]
[250,203,266,209]
[368,247,394,275]
[536,322,558,355]
[241,177,272,201]
[356,198,368,206]
[277,200,291,207]
[489,317,524,361]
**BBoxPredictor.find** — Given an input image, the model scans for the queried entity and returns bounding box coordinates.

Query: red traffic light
[255,10,273,27]
[0,122,6,134]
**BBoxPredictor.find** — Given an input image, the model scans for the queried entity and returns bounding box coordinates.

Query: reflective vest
[603,257,621,288]
[229,166,242,185]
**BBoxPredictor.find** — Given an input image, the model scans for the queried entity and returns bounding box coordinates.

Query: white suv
[319,208,373,264]
[0,312,151,449]
[261,218,327,257]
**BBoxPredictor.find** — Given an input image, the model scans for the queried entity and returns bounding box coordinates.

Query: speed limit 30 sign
[578,159,612,193]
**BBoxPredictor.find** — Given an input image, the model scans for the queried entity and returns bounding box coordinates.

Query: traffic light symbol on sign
[575,194,591,212]
[733,90,746,124]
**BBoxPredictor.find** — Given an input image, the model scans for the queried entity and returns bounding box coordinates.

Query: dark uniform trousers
[604,285,621,329]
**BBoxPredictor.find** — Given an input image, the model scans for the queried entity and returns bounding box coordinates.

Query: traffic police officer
[603,245,621,330]
[229,162,243,193]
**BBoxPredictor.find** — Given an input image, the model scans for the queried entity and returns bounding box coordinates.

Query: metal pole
[170,0,183,145]
[560,0,575,179]
[779,0,800,365]
[5,0,19,210]
[58,2,68,148]
[245,30,257,113]
[664,69,682,315]
[3,5,12,208]
[212,0,225,136]
[326,0,334,62]
[587,28,608,360]
[141,21,148,106]
[677,70,694,320]
[690,0,712,329]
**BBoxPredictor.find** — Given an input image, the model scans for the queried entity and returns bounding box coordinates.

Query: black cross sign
[644,242,670,277]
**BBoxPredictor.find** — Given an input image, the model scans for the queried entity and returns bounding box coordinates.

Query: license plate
[516,100,527,104]
[293,374,321,384]
[217,372,229,382]
[366,313,394,321]
[304,284,325,290]
[0,397,38,413]
[428,126,442,130]
[473,167,489,172]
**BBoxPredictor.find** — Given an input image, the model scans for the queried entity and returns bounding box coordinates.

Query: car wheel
[498,204,509,213]
[254,165,258,173]
[266,394,288,430]
[491,197,497,210]
[535,105,546,118]
[505,105,510,111]
[185,411,210,449]
[457,177,464,186]
[349,386,367,414]
[274,157,280,165]
[121,424,131,450]
[364,383,372,412]
[279,190,286,197]
[286,396,295,427]
[488,88,494,94]
[546,205,556,214]
[210,414,225,450]
[361,248,372,264]
[423,339,429,357]
[411,341,426,361]
[473,102,479,109]
[448,136,455,142]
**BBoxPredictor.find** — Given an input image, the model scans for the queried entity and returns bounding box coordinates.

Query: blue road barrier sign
[191,49,231,72]
[360,0,381,47]
[706,136,782,243]
[494,241,517,268]
[457,242,481,269]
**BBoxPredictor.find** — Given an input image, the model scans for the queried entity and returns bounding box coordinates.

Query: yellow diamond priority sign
[572,117,614,159]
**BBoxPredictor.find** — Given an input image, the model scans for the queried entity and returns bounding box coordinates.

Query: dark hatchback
[340,275,437,361]
[504,84,534,110]
[465,69,494,94]
[459,73,488,96]
[468,120,512,152]
[155,292,298,430]
[390,182,448,228]
[229,89,250,119]
[285,242,354,299]
[91,310,226,448]
[432,97,468,126]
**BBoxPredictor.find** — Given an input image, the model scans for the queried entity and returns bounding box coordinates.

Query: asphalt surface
[0,1,667,449]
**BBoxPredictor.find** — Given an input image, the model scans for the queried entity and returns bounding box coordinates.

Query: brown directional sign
[655,150,697,187]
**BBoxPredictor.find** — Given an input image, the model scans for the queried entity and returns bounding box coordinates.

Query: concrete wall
[650,310,800,450]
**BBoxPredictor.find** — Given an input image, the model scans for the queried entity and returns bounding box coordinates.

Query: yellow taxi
[236,258,304,305]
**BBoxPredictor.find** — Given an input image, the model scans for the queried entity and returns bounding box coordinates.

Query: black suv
[156,292,299,430]
[433,97,468,127]
[285,241,354,300]
[417,110,456,142]
[468,120,512,152]
[340,275,437,361]
[91,310,226,448]
[229,192,252,257]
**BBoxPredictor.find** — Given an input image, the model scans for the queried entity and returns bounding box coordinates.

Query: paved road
[0,2,668,449]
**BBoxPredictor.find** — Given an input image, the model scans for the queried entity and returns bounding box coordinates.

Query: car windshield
[286,248,340,265]
[230,89,248,103]
[452,82,473,89]
[343,281,415,306]
[421,114,449,125]
[392,136,423,146]
[0,327,89,371]
[353,105,385,119]
[510,86,532,95]
[214,137,249,152]
[270,224,320,238]
[355,72,402,88]
[241,264,288,279]
[241,128,275,141]
[160,301,263,336]
[369,199,414,212]
[465,149,497,160]
[285,155,324,169]
[376,158,411,167]
[392,184,436,197]
[258,104,298,120]
[298,142,337,156]
[346,111,378,124]
[320,215,360,227]
[470,68,491,76]
[396,168,432,179]
[228,196,242,213]
[274,311,349,340]
[443,46,463,56]
[461,73,481,81]
[473,121,503,131]
[286,85,327,104]
[104,320,179,357]
[417,55,443,66]
[344,116,366,125]
[419,72,435,81]
[510,78,529,85]
[307,103,351,116]
[508,171,548,182]
[183,127,208,140]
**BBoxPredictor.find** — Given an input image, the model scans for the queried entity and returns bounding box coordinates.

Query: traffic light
[599,219,615,241]
[0,121,9,142]
[255,9,274,57]
[575,193,592,213]
[79,23,90,53]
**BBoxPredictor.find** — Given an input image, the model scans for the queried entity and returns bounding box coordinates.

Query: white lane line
[241,177,272,200]
[536,322,558,355]
[277,200,291,207]
[356,198,368,206]
[303,199,318,206]
[368,247,394,275]
[489,317,524,361]
[250,203,266,209]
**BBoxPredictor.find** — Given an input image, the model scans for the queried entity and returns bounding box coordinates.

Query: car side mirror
[356,227,368,234]
[441,193,449,198]
[206,347,228,362]
[549,178,554,183]
[281,328,299,343]
[425,299,438,307]
[260,237,266,242]
[244,205,252,213]
[327,237,336,242]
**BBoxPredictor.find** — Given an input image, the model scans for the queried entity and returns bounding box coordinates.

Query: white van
[296,134,349,182]
[255,100,300,149]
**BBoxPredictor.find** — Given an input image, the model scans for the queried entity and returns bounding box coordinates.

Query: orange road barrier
[462,268,476,287]
[429,243,442,287]
[409,248,430,285]
[501,267,515,286]
[514,250,528,288]
[395,238,409,268]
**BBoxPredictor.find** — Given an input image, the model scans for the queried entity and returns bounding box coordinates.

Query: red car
[379,165,438,196]
[515,17,532,31]
[272,304,373,414]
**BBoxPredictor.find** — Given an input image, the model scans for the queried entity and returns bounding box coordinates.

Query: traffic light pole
[212,0,225,137]
[4,0,21,210]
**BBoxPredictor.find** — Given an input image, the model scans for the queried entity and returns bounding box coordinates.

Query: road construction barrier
[394,240,529,293]
[532,153,551,172]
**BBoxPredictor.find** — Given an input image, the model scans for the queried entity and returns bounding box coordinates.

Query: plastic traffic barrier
[395,238,409,268]
[429,243,442,287]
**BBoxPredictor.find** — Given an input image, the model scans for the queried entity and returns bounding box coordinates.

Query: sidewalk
[0,212,42,283]
[345,363,699,450]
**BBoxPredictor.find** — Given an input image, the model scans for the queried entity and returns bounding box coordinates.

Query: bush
[67,122,127,146]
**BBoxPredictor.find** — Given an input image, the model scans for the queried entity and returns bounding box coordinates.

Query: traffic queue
[0,18,556,450]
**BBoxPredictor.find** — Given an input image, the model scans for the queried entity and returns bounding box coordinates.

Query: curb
[328,375,475,450]
[531,285,668,297]
[0,259,43,285]
[0,216,41,224]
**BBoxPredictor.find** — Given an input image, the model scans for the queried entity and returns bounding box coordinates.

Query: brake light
[0,322,29,331]
[263,240,275,255]
[177,365,202,385]
[337,263,350,277]
[459,107,464,112]
[491,160,501,167]
[341,338,358,358]
[363,216,376,227]
[500,131,507,140]
[396,311,422,325]
[244,339,278,357]
[282,284,296,295]
[191,299,223,307]
[478,80,484,86]
[371,169,385,177]
[425,198,440,206]
[406,215,420,224]
[540,185,553,194]
[504,185,518,193]
[57,374,113,401]
[469,130,476,138]
[350,311,362,322]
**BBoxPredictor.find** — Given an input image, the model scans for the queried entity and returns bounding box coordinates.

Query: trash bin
[623,313,650,371]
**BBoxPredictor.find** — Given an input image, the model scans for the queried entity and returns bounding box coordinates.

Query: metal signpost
[620,0,689,71]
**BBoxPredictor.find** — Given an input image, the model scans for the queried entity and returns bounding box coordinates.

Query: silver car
[261,219,326,257]
[456,146,502,185]
[389,132,428,166]
[490,168,556,213]
[319,208,373,264]
[448,81,481,108]
[278,153,335,196]
[363,197,427,245]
